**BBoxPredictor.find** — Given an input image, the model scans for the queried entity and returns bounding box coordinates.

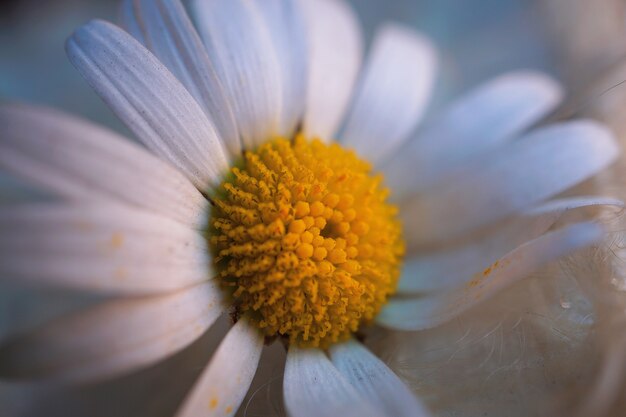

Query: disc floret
[210,135,404,348]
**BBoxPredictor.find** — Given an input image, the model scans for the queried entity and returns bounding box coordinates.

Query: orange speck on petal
[209,397,218,410]
[467,277,481,288]
[110,232,124,249]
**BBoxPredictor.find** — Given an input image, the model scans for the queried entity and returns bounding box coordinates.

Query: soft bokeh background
[2,1,626,416]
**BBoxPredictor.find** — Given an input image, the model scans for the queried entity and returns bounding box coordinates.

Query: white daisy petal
[122,0,241,158]
[402,120,619,246]
[301,0,363,142]
[329,339,432,417]
[0,203,212,294]
[191,0,282,149]
[0,281,223,382]
[340,24,437,165]
[66,19,229,192]
[399,197,623,294]
[118,0,145,45]
[384,72,563,197]
[0,104,209,229]
[255,0,308,137]
[377,222,605,331]
[175,319,263,417]
[284,347,380,417]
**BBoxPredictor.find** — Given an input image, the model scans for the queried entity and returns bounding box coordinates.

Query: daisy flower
[0,0,621,416]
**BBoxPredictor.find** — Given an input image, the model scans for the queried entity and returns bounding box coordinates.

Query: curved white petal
[0,203,212,294]
[284,347,380,417]
[118,0,145,44]
[401,120,619,246]
[0,103,209,229]
[378,222,605,331]
[66,19,229,192]
[255,0,308,138]
[191,0,282,149]
[340,24,437,165]
[300,0,363,142]
[329,339,432,417]
[384,72,564,198]
[0,281,224,382]
[121,0,241,158]
[399,197,623,293]
[175,319,263,417]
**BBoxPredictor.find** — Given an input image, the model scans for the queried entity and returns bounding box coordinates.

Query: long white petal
[401,120,619,246]
[384,72,563,198]
[118,0,145,44]
[0,103,209,229]
[121,0,241,158]
[300,0,363,142]
[340,24,436,165]
[66,19,229,192]
[191,0,282,149]
[399,196,623,293]
[0,203,212,294]
[0,281,224,382]
[175,319,263,417]
[284,347,380,417]
[329,339,432,417]
[378,222,605,331]
[255,0,308,138]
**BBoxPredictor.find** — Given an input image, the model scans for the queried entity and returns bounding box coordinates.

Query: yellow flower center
[209,135,404,348]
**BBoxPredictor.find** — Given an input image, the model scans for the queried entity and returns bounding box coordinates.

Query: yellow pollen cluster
[209,136,404,348]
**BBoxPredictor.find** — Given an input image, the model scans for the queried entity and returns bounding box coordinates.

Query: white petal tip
[378,22,437,59]
[535,119,621,176]
[498,70,565,107]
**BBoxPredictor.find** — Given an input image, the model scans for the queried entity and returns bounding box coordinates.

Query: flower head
[0,0,621,416]
[211,136,403,347]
